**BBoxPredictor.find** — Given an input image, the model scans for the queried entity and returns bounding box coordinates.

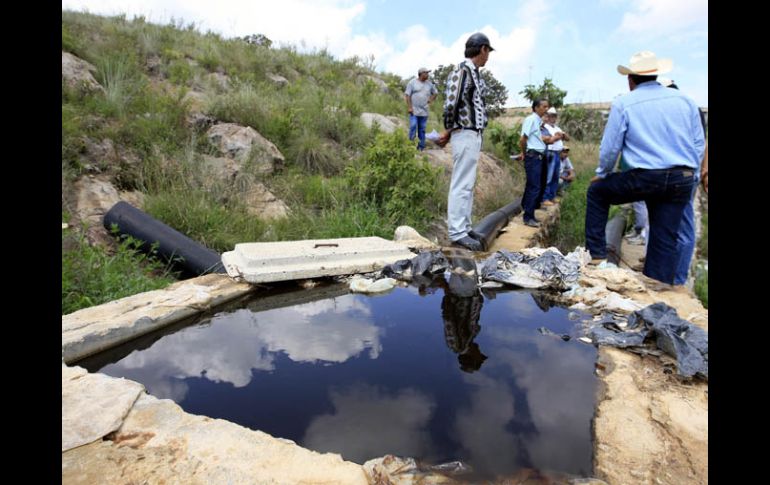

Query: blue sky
[61,0,708,107]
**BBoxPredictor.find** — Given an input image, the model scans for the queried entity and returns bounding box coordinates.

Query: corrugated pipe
[103,201,226,278]
[471,198,523,251]
[605,213,626,266]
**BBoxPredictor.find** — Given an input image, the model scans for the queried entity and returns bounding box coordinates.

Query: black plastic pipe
[471,198,522,251]
[605,213,626,265]
[103,201,226,278]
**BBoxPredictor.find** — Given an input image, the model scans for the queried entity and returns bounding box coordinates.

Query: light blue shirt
[597,81,705,178]
[522,113,546,152]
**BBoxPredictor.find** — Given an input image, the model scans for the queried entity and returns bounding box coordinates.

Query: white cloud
[514,0,553,28]
[62,0,366,51]
[107,296,381,398]
[617,0,707,37]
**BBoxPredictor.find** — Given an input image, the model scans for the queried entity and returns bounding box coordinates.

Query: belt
[526,149,545,157]
[459,126,482,134]
[633,165,694,174]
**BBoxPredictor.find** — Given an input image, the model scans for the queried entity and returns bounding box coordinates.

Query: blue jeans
[522,152,544,222]
[408,114,428,150]
[543,151,561,201]
[585,167,696,284]
[674,186,697,285]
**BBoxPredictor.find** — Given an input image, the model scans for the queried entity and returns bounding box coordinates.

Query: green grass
[144,191,268,253]
[694,264,708,309]
[698,211,708,259]
[62,229,177,315]
[552,170,591,253]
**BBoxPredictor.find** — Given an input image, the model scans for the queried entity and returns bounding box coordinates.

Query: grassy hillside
[61,11,454,313]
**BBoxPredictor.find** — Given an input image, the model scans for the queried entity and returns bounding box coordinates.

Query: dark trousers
[585,167,696,284]
[522,152,544,222]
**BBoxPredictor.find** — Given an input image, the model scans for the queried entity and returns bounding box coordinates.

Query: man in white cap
[436,32,495,251]
[585,51,705,284]
[542,106,569,206]
[405,67,438,151]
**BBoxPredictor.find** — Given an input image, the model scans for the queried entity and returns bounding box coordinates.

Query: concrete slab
[222,237,415,284]
[62,274,254,364]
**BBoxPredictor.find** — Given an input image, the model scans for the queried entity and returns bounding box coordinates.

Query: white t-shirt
[544,123,564,151]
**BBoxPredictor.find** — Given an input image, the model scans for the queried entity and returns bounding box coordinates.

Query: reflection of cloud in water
[452,373,520,475]
[255,298,381,362]
[112,296,380,398]
[503,292,541,318]
[485,325,596,474]
[302,384,435,464]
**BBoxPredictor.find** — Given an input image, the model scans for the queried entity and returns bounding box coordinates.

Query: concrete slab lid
[222,236,415,284]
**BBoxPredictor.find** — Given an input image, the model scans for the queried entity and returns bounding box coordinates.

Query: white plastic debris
[349,276,398,294]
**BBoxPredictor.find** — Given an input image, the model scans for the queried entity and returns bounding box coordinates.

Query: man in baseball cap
[405,67,438,151]
[465,32,494,51]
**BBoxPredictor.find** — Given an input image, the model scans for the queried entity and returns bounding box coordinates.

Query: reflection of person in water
[441,254,488,372]
[442,292,487,373]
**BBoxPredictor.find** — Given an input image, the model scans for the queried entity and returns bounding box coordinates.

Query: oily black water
[81,282,597,479]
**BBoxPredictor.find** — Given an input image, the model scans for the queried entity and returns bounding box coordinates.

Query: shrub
[345,130,441,226]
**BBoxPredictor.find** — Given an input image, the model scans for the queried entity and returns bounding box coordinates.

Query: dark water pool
[81,278,597,479]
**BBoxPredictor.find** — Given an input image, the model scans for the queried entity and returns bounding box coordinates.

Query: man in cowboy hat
[584,51,705,284]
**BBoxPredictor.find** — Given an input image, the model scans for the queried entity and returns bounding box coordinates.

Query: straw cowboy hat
[617,51,673,76]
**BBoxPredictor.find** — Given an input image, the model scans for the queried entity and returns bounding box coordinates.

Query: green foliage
[431,63,508,119]
[271,203,394,240]
[167,59,193,84]
[62,23,80,54]
[95,53,141,117]
[145,190,268,253]
[61,103,86,174]
[694,265,708,309]
[242,33,272,48]
[480,70,508,118]
[552,170,592,253]
[485,121,522,159]
[558,105,606,142]
[346,131,441,226]
[62,229,176,315]
[519,77,567,108]
[697,212,708,259]
[288,130,341,175]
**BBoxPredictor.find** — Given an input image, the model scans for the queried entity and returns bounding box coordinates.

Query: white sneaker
[626,234,646,245]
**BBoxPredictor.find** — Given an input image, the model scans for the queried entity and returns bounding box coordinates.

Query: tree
[242,34,272,48]
[519,77,567,108]
[431,64,508,119]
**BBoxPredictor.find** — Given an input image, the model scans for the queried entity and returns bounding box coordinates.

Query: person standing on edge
[405,67,438,151]
[657,77,708,287]
[585,51,704,284]
[436,32,495,251]
[519,99,562,227]
[542,107,569,206]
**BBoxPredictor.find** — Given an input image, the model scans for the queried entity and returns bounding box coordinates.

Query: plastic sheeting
[382,248,583,291]
[479,249,582,290]
[588,302,708,379]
